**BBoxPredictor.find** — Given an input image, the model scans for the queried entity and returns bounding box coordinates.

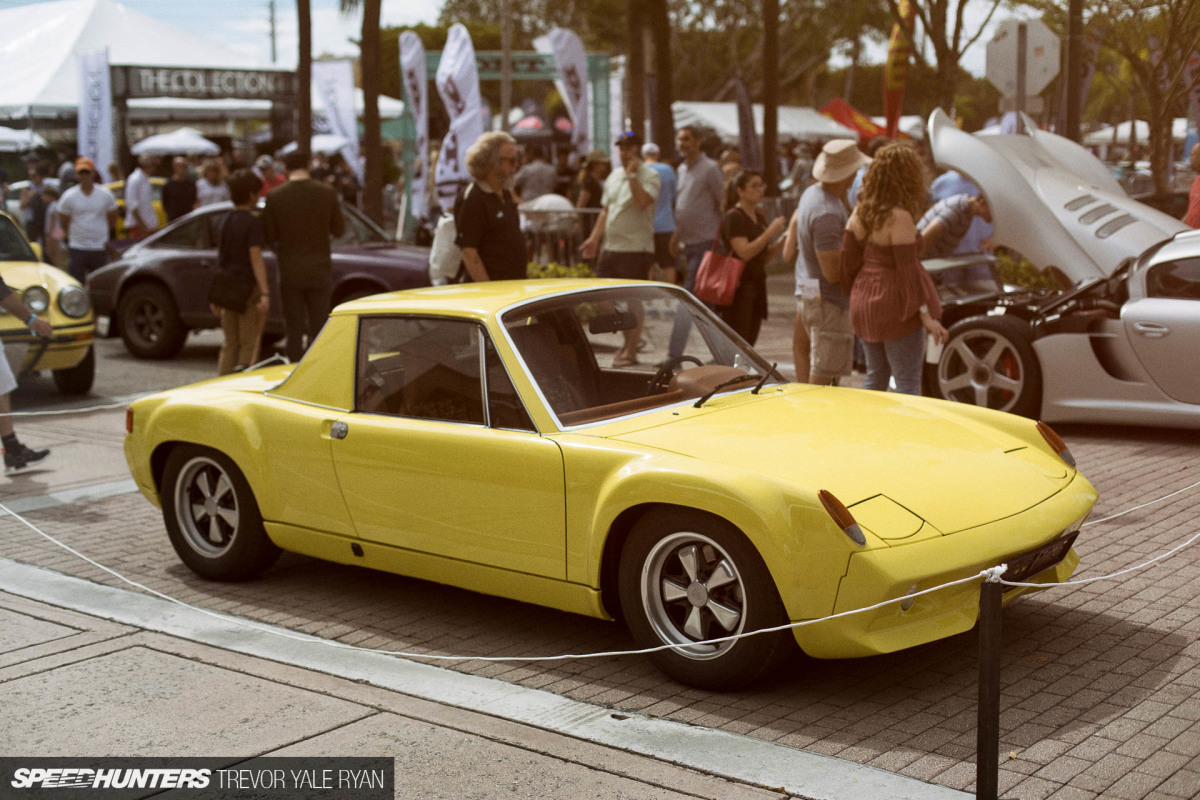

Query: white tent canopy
[131,127,220,156]
[0,0,264,120]
[278,134,350,156]
[1083,120,1151,147]
[673,101,859,144]
[0,126,48,152]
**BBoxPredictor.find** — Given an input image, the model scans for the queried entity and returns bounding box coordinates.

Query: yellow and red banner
[883,0,916,139]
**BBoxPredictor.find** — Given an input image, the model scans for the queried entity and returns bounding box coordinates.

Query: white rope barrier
[1,482,1198,663]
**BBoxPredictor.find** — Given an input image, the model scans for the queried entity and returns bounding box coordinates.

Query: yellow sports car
[106,177,167,240]
[124,280,1097,688]
[0,212,95,394]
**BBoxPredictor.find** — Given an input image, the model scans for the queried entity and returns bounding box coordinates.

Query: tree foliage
[888,0,1005,114]
[1028,0,1200,194]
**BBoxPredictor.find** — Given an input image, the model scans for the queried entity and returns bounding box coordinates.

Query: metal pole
[1015,23,1027,117]
[500,0,511,131]
[976,578,1003,800]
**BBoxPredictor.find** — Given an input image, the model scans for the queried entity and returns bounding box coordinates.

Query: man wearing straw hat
[783,139,869,385]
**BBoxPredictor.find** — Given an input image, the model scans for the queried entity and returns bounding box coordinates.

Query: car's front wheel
[162,446,280,581]
[117,283,187,359]
[935,315,1042,418]
[618,509,795,689]
[52,346,95,395]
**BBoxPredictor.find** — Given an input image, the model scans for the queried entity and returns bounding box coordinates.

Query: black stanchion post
[977,577,1003,800]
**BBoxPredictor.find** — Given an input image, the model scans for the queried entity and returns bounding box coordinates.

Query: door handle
[1133,321,1169,338]
[330,421,348,440]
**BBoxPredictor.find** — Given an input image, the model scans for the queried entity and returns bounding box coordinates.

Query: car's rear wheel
[52,346,95,395]
[618,509,795,689]
[117,283,187,359]
[162,446,280,581]
[935,315,1042,418]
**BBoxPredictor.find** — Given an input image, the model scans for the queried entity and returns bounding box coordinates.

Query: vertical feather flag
[883,0,915,139]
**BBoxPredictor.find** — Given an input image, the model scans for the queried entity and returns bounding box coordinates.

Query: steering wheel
[648,355,703,394]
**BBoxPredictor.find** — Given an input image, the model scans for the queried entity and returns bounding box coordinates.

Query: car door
[330,314,568,579]
[1123,256,1200,404]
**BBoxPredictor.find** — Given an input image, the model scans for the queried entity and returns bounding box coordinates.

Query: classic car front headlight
[22,286,50,314]
[58,285,91,318]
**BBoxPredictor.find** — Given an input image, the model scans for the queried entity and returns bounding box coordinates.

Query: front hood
[928,109,1186,283]
[609,386,1071,534]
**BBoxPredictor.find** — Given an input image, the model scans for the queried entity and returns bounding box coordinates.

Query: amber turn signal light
[1036,421,1075,468]
[818,489,866,546]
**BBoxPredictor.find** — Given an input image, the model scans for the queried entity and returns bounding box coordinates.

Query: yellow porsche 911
[124,280,1097,688]
[0,212,95,394]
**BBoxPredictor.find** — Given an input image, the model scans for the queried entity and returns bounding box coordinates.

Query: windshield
[0,216,36,261]
[502,285,778,427]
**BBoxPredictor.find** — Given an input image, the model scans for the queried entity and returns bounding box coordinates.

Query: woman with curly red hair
[839,143,947,394]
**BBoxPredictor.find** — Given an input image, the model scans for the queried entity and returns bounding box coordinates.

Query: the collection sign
[116,66,297,101]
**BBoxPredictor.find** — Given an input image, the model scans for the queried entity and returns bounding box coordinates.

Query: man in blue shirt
[642,142,678,284]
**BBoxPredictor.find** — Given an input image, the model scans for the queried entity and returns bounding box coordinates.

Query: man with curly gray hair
[455,131,526,281]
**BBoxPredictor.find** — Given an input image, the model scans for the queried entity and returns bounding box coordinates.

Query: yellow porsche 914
[124,280,1097,688]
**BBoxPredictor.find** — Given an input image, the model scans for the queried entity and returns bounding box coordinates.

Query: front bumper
[793,471,1097,659]
[0,323,95,373]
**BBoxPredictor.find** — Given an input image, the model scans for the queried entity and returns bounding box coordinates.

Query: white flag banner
[312,59,361,180]
[434,23,484,211]
[533,28,590,155]
[75,48,114,180]
[399,31,429,221]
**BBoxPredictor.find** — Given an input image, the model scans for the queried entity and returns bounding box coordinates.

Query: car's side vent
[1064,194,1095,211]
[1095,214,1137,239]
[1079,204,1118,224]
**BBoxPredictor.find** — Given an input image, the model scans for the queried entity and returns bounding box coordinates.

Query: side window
[1147,258,1200,300]
[485,338,536,431]
[355,316,485,424]
[155,214,218,249]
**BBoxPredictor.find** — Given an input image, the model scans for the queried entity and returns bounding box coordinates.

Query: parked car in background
[3,178,61,235]
[87,201,431,359]
[922,110,1200,428]
[123,279,1096,688]
[0,211,95,394]
[106,177,167,240]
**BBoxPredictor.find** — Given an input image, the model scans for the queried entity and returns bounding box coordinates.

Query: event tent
[0,0,268,121]
[672,101,858,144]
[0,126,48,152]
[131,127,220,156]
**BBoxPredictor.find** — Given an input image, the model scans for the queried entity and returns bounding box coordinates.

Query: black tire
[161,445,280,581]
[117,283,187,359]
[52,346,95,395]
[935,315,1042,418]
[618,509,796,689]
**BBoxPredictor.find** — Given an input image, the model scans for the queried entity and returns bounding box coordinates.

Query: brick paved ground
[4,414,1199,799]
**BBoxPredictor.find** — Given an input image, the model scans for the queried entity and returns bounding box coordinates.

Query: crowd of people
[447,127,999,398]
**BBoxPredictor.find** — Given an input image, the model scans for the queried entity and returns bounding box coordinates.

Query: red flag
[883,0,916,139]
[819,97,890,141]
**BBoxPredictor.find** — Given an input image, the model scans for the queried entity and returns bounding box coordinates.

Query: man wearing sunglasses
[579,131,660,366]
[57,157,118,284]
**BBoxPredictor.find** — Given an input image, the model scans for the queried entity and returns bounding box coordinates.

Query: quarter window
[1146,258,1200,300]
[354,316,490,425]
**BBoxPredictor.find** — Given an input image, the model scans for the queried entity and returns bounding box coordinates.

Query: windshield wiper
[694,371,761,408]
[750,362,779,394]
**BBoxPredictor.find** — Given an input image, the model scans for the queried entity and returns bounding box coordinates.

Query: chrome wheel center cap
[204,498,218,517]
[686,582,709,607]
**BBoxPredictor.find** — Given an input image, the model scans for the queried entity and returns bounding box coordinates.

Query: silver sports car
[925,109,1199,429]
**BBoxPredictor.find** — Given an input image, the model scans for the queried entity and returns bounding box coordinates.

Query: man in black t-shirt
[262,150,345,361]
[455,131,527,282]
[162,157,198,222]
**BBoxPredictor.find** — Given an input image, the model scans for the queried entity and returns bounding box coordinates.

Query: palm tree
[340,0,383,225]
